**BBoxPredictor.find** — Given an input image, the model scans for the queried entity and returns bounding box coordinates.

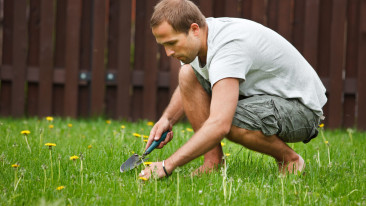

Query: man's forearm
[161,87,185,125]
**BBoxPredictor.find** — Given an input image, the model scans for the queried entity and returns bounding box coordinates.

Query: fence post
[357,0,366,130]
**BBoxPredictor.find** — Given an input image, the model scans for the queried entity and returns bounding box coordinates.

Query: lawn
[0,117,365,205]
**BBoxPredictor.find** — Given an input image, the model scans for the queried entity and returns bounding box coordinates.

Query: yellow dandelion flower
[186,128,193,132]
[181,130,185,133]
[325,141,329,144]
[121,125,125,129]
[143,135,149,139]
[46,116,53,122]
[143,162,152,166]
[221,142,225,146]
[319,123,324,128]
[11,164,20,168]
[143,139,148,142]
[49,124,54,129]
[131,151,135,154]
[70,155,79,161]
[133,133,141,137]
[225,153,231,156]
[45,143,56,147]
[139,177,148,181]
[20,130,30,135]
[67,123,72,128]
[147,121,154,126]
[88,145,92,149]
[106,120,111,124]
[56,186,65,190]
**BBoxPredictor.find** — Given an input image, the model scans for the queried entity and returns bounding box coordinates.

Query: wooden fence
[0,0,365,130]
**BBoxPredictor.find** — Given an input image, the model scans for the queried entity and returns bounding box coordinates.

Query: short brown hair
[150,0,206,34]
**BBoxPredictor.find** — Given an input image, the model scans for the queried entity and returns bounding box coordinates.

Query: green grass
[0,117,365,205]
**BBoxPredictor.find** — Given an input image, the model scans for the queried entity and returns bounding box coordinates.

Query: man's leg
[227,126,305,174]
[179,65,223,172]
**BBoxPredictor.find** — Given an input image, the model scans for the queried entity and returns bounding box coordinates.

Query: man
[140,0,327,179]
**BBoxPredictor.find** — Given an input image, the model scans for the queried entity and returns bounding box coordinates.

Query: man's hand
[145,118,174,150]
[139,161,170,180]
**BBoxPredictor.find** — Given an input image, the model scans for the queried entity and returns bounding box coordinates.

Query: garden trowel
[120,131,168,172]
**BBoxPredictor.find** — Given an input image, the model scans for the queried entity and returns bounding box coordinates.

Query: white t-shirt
[189,17,327,116]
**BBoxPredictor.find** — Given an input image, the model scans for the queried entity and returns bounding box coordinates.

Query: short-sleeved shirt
[188,17,327,116]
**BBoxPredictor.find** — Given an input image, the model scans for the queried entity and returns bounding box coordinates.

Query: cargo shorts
[193,69,321,143]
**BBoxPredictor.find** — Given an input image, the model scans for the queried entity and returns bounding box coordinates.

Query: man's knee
[178,64,197,87]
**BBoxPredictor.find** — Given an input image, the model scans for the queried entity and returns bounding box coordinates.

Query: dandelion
[121,125,125,129]
[67,123,73,128]
[133,133,141,137]
[143,162,152,166]
[143,139,148,143]
[49,124,54,129]
[143,135,149,138]
[106,120,111,124]
[45,143,56,182]
[221,142,225,146]
[46,116,53,122]
[319,123,324,128]
[70,155,79,161]
[12,163,20,168]
[56,186,65,191]
[139,177,148,181]
[147,121,154,126]
[186,128,193,132]
[225,153,231,156]
[20,130,32,153]
[324,141,329,144]
[88,145,92,149]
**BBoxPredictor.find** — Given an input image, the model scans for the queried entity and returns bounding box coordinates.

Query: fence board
[357,0,366,130]
[292,0,305,53]
[0,0,13,116]
[328,0,347,128]
[241,0,252,19]
[116,0,132,119]
[277,0,293,42]
[343,0,360,127]
[251,0,266,25]
[302,0,319,68]
[225,0,240,17]
[199,0,213,17]
[143,0,159,120]
[90,0,107,116]
[11,0,27,117]
[64,0,82,118]
[267,0,277,30]
[38,0,55,116]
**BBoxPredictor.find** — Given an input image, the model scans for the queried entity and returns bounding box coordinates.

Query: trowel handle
[143,131,169,156]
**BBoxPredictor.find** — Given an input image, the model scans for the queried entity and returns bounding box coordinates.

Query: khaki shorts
[193,69,321,143]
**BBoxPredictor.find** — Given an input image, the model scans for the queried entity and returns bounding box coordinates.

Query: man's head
[150,0,207,64]
[150,0,206,34]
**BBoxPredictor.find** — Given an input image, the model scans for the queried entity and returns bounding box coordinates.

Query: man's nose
[165,47,174,57]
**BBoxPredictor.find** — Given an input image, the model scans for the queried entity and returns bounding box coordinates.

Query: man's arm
[164,78,239,173]
[146,86,185,150]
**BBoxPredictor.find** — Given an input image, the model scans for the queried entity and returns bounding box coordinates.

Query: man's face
[152,21,200,64]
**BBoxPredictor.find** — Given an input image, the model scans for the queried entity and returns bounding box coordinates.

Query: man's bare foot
[191,161,223,176]
[278,154,305,175]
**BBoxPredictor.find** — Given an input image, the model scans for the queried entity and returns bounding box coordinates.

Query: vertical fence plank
[27,0,40,116]
[251,0,267,25]
[302,0,320,68]
[292,0,305,54]
[328,0,347,128]
[199,0,213,17]
[357,0,366,130]
[38,0,55,116]
[277,0,293,42]
[267,0,278,30]
[241,0,252,19]
[64,0,82,118]
[343,0,360,128]
[224,0,240,17]
[11,0,27,117]
[0,0,13,116]
[90,0,106,116]
[143,0,159,120]
[116,0,132,119]
[132,0,146,120]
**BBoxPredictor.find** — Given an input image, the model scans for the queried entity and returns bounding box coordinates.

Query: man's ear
[190,23,200,35]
